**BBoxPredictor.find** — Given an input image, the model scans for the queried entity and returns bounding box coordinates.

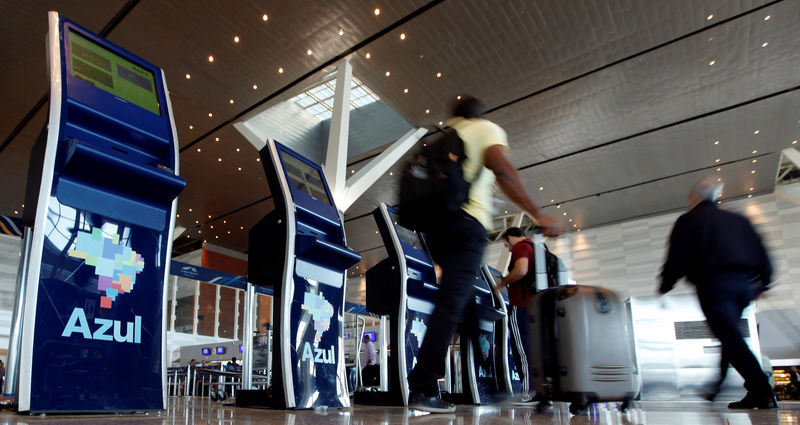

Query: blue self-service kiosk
[357,203,438,406]
[14,12,185,413]
[482,265,521,396]
[245,139,361,409]
[450,273,507,405]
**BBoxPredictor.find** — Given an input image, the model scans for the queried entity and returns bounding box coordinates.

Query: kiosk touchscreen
[481,265,520,395]
[358,203,438,406]
[245,139,360,409]
[13,12,185,413]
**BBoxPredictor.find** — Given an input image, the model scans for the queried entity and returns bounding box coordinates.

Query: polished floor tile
[0,397,796,425]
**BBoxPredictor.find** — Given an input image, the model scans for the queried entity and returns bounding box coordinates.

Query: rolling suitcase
[528,285,637,415]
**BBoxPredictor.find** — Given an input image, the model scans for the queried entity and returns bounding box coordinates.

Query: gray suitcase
[528,285,637,414]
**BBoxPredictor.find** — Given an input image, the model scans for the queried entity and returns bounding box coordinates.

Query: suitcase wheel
[619,398,631,412]
[569,402,588,416]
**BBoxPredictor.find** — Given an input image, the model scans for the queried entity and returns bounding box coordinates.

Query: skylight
[290,75,380,121]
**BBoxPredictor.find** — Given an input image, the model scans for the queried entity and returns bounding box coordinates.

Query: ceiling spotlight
[252,84,258,90]
[14,210,18,215]
[241,226,244,230]
[229,99,234,104]
[208,112,213,117]
[714,158,720,163]
[762,42,768,47]
[389,171,393,176]
[708,60,716,66]
[189,208,193,212]
[197,148,201,152]
[208,215,212,218]
[306,49,313,56]
[716,168,721,171]
[236,148,240,152]
[238,167,242,171]
[793,140,798,144]
[215,137,220,142]
[573,224,577,228]
[751,170,756,174]
[385,71,391,77]
[550,199,555,202]
[556,204,561,209]
[436,72,442,78]
[403,88,408,93]
[189,125,194,130]
[562,212,567,216]
[210,225,214,229]
[365,52,371,59]
[539,186,544,191]
[752,159,758,163]
[456,95,461,100]
[747,194,753,198]
[185,73,191,79]
[351,170,355,174]
[717,178,722,182]
[339,28,344,36]
[439,121,443,126]
[257,158,261,162]
[234,35,240,44]
[754,130,760,134]
[764,15,771,20]
[749,187,754,191]
[208,55,214,63]
[425,109,430,114]
[752,150,758,154]
[569,219,572,222]
[714,140,720,145]
[223,220,227,224]
[262,13,269,22]
[374,8,380,16]
[218,158,222,162]
[278,67,284,73]
[706,14,714,20]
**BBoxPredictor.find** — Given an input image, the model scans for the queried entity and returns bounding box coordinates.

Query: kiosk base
[234,389,273,409]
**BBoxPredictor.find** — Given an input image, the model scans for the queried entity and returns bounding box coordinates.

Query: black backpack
[398,129,471,232]
[514,240,561,297]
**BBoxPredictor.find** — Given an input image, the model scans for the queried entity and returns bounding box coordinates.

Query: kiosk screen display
[388,211,424,250]
[68,30,161,115]
[280,152,331,205]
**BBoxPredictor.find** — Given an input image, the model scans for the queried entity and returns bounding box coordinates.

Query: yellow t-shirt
[447,117,509,230]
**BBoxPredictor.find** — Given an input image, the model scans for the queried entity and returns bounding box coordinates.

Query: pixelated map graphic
[301,291,334,343]
[479,334,490,359]
[68,227,144,309]
[410,317,427,348]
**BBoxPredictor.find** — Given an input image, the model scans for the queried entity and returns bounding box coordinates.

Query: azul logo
[180,265,199,279]
[68,228,144,309]
[301,342,335,364]
[61,307,142,344]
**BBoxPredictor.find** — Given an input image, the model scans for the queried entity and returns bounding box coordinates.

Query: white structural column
[339,127,428,211]
[324,61,353,204]
[495,213,525,273]
[783,147,800,170]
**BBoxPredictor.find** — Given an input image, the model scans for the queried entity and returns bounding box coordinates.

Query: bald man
[659,176,776,409]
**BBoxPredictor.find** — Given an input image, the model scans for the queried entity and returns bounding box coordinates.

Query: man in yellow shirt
[407,96,562,413]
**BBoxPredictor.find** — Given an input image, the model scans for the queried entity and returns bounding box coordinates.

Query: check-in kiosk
[357,203,438,406]
[481,265,521,396]
[444,273,506,405]
[12,12,185,413]
[244,139,361,409]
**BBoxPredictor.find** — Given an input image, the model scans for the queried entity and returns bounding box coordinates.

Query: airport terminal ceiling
[1,0,799,270]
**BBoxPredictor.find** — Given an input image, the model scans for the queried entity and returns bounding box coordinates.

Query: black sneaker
[408,391,456,413]
[728,391,778,409]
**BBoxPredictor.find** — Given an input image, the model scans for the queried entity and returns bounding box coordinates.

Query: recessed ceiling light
[385,71,391,77]
[562,212,567,216]
[403,88,408,93]
[539,186,544,191]
[197,148,201,152]
[751,170,756,174]
[218,158,222,162]
[706,14,714,20]
[764,15,771,21]
[793,140,798,144]
[569,219,572,222]
[223,220,227,224]
[208,55,214,63]
[374,8,380,15]
[306,49,313,56]
[185,73,191,79]
[189,125,194,130]
[210,225,214,229]
[717,200,723,204]
[208,215,212,219]
[215,236,218,239]
[749,187,754,191]
[425,109,430,114]
[351,170,355,174]
[550,199,555,202]
[278,67,284,74]
[339,28,344,36]
[439,121,443,126]
[235,148,240,152]
[176,214,180,218]
[257,158,261,162]
[262,13,269,22]
[717,178,722,181]
[400,33,406,40]
[238,167,242,171]
[747,194,753,198]
[556,204,561,209]
[436,72,442,78]
[215,137,220,142]
[14,210,18,215]
[716,168,721,171]
[208,112,213,117]
[389,171,393,176]
[754,130,760,134]
[714,140,720,145]
[762,42,768,47]
[240,226,244,230]
[457,95,462,100]
[229,99,234,104]
[365,52,371,59]
[573,224,577,228]
[189,208,193,212]
[234,35,240,44]
[714,158,720,163]
[752,159,758,163]
[708,60,716,66]
[752,150,758,154]
[252,84,258,90]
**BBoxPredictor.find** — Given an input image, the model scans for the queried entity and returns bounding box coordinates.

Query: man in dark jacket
[659,176,776,409]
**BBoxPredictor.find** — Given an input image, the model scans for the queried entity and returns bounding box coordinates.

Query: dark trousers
[697,278,771,395]
[407,212,487,395]
[508,305,532,395]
